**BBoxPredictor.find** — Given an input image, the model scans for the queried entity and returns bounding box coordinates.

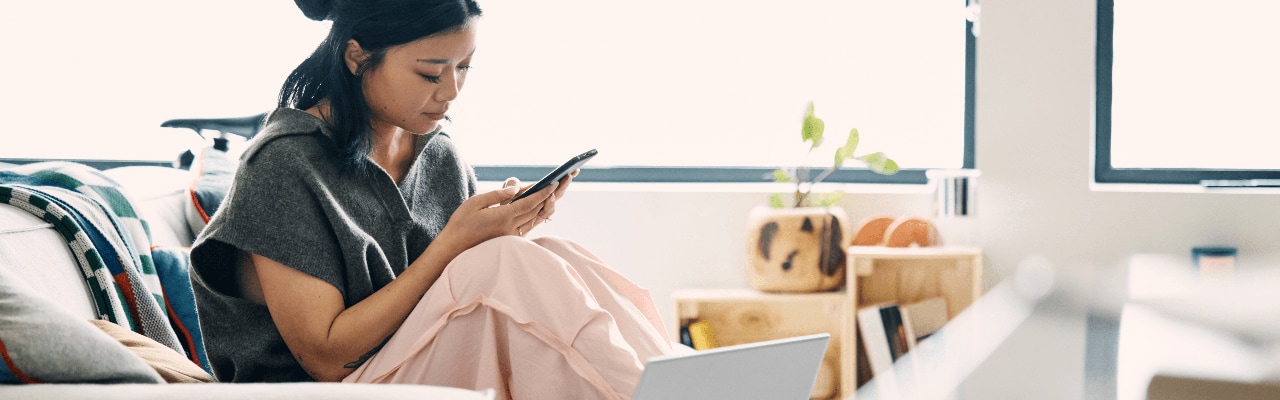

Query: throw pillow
[184,146,236,238]
[90,320,216,383]
[0,267,163,384]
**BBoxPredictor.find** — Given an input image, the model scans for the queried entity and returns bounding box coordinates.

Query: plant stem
[811,167,837,188]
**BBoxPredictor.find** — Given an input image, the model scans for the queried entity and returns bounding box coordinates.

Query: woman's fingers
[503,177,520,190]
[552,170,576,200]
[538,193,556,220]
[507,182,556,235]
[518,218,536,237]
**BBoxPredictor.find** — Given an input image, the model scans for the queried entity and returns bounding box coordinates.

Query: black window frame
[1095,0,1280,186]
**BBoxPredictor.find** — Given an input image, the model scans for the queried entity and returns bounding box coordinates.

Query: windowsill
[1090,182,1280,195]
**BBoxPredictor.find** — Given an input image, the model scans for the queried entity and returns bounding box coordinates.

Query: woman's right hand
[436,179,558,251]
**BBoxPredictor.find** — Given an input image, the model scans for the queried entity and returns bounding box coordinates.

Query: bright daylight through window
[1096,0,1280,186]
[3,1,973,184]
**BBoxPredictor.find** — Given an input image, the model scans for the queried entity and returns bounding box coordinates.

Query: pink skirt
[342,236,673,400]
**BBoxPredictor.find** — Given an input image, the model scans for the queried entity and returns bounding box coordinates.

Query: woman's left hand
[507,170,576,236]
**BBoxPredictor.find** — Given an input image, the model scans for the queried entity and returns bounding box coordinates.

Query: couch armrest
[0,383,496,400]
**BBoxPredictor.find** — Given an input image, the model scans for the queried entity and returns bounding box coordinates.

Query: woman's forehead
[391,24,478,63]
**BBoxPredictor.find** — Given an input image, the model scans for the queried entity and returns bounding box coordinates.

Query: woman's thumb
[464,178,520,206]
[478,184,519,205]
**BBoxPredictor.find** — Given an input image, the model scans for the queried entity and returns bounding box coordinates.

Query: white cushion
[0,265,164,384]
[0,203,97,319]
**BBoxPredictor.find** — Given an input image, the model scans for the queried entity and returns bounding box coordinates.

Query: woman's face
[352,23,477,136]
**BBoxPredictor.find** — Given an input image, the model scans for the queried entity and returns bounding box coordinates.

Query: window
[1095,0,1280,186]
[453,0,976,184]
[4,2,974,185]
[0,2,328,163]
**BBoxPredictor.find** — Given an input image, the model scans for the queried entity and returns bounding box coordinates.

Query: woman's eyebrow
[416,49,476,65]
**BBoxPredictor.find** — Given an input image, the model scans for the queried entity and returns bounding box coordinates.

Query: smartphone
[504,148,598,205]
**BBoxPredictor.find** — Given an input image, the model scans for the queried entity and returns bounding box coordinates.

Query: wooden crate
[672,289,847,400]
[841,245,983,397]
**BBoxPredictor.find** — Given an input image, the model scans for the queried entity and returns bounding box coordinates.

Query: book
[687,320,719,350]
[859,302,919,380]
[880,304,913,360]
[857,303,896,376]
[900,297,948,341]
[679,325,693,348]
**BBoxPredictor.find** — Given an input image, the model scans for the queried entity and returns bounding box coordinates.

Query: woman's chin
[409,122,441,135]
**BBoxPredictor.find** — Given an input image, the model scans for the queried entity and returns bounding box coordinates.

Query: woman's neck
[368,129,418,184]
[304,101,417,183]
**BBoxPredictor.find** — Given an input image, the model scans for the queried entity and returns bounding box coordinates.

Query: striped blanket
[0,162,212,375]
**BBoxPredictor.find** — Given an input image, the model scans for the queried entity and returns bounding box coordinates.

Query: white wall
[531,0,1280,397]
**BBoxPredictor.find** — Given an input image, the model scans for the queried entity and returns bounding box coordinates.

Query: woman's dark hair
[281,0,483,174]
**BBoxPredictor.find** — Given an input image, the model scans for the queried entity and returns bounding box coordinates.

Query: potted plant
[747,101,899,292]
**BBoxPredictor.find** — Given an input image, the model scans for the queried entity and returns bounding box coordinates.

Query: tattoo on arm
[344,334,394,369]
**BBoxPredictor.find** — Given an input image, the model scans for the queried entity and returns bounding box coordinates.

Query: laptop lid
[633,333,830,400]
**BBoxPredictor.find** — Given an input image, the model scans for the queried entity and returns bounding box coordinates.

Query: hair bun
[294,0,336,21]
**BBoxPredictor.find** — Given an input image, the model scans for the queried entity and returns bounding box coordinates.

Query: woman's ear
[344,39,367,75]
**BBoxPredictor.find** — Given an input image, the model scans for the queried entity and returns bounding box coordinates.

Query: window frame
[476,5,978,185]
[1094,0,1280,186]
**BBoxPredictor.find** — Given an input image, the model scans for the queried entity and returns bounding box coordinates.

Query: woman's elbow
[294,349,355,382]
[310,368,351,383]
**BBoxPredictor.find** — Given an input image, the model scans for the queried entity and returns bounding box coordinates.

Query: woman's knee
[531,235,595,259]
[447,235,566,280]
[530,235,573,250]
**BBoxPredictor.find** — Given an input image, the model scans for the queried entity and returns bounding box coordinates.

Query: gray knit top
[189,108,477,382]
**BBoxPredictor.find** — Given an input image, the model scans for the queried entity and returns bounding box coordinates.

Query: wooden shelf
[848,245,983,319]
[673,289,847,400]
[672,246,983,400]
[842,246,983,397]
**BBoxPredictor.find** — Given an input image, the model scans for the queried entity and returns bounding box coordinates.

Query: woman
[188,1,673,398]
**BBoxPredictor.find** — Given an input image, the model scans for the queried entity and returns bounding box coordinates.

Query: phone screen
[505,148,597,205]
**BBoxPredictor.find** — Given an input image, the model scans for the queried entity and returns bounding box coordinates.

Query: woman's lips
[425,113,445,121]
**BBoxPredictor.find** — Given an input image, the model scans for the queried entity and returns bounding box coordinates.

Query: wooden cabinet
[672,246,982,400]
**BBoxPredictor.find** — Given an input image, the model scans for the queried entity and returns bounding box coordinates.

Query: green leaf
[772,168,793,183]
[809,191,844,207]
[768,193,786,208]
[832,128,860,169]
[856,152,901,175]
[801,101,825,149]
[879,158,900,174]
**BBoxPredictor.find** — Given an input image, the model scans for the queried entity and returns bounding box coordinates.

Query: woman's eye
[458,65,473,72]
[420,74,441,83]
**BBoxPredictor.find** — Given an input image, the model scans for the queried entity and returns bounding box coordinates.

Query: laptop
[633,333,830,400]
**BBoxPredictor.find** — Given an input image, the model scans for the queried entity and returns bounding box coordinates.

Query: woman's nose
[434,75,461,102]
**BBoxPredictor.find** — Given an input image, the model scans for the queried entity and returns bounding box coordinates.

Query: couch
[0,161,496,399]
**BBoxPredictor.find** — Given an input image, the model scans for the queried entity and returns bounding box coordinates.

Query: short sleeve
[189,134,345,301]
